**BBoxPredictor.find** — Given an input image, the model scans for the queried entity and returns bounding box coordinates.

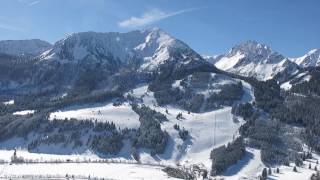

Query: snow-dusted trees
[232,103,253,119]
[261,168,267,179]
[90,133,123,155]
[178,128,189,141]
[311,171,320,180]
[10,149,24,163]
[210,137,246,176]
[132,104,169,154]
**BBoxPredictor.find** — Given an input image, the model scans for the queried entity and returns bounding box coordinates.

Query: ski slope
[125,82,254,169]
[49,102,140,129]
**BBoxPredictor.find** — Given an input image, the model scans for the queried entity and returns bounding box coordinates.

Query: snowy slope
[212,41,299,81]
[291,49,320,67]
[125,76,254,168]
[49,102,140,129]
[35,76,254,171]
[221,148,265,180]
[280,71,312,90]
[0,39,52,56]
[272,153,320,180]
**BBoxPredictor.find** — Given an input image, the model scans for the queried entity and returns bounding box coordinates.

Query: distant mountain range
[203,41,319,82]
[0,29,318,94]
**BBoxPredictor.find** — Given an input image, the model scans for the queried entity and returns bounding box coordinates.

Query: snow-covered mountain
[30,28,212,94]
[0,39,52,57]
[211,41,299,81]
[291,49,320,67]
[40,28,203,72]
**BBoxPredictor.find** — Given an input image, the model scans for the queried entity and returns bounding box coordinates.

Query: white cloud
[118,8,200,28]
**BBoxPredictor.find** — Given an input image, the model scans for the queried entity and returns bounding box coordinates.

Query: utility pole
[213,113,216,147]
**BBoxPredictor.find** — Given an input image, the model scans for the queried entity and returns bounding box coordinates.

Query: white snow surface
[269,153,320,180]
[2,100,14,105]
[215,51,245,71]
[49,102,140,129]
[0,163,177,180]
[12,110,35,116]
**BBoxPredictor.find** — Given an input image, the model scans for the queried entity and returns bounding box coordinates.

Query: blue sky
[0,0,319,57]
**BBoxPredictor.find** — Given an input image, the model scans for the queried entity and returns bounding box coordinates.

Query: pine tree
[202,170,208,179]
[262,168,268,179]
[315,166,318,171]
[293,166,298,172]
[310,163,312,169]
[276,168,280,173]
[268,168,272,175]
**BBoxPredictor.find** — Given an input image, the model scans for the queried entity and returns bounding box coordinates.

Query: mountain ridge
[0,39,52,57]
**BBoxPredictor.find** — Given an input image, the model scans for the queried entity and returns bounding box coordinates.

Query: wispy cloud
[17,0,41,6]
[118,8,201,28]
[28,1,40,6]
[0,21,23,32]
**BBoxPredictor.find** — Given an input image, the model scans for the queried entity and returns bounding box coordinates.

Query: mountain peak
[229,40,273,57]
[292,48,320,67]
[214,40,298,81]
[40,28,200,71]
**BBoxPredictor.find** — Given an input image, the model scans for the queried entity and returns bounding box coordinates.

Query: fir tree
[262,168,268,179]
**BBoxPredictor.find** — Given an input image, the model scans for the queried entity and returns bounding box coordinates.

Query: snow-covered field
[12,110,35,116]
[2,100,14,105]
[49,102,140,129]
[0,149,103,163]
[271,153,320,180]
[0,163,177,180]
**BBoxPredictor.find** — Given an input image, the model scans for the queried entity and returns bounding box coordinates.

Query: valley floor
[0,163,178,180]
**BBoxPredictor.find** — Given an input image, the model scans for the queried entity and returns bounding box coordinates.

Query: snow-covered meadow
[0,163,177,180]
[49,102,140,129]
